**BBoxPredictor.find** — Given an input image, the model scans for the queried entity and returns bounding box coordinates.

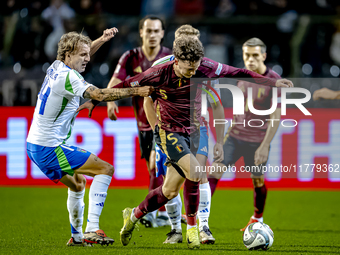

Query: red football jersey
[229,68,282,143]
[115,58,277,135]
[113,46,172,131]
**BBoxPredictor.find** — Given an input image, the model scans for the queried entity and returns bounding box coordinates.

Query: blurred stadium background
[0,0,340,188]
[0,1,340,254]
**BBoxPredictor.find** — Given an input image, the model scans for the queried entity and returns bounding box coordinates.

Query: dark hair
[139,15,165,30]
[243,37,266,53]
[173,36,204,62]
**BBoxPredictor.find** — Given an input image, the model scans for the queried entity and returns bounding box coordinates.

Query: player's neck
[257,64,267,75]
[173,64,183,78]
[142,45,161,62]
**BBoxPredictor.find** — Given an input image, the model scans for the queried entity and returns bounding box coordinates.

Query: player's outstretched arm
[77,86,154,118]
[211,101,225,163]
[313,88,340,100]
[106,77,122,121]
[83,85,154,101]
[143,97,158,131]
[90,27,119,56]
[275,79,294,88]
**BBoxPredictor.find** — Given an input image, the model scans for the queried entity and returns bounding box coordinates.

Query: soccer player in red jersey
[78,35,293,249]
[208,37,282,231]
[113,36,293,249]
[106,15,172,227]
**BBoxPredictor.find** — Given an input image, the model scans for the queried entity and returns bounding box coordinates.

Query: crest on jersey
[134,66,142,73]
[130,81,139,87]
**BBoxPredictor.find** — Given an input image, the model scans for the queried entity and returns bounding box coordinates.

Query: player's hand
[136,86,154,97]
[275,79,294,88]
[313,88,337,100]
[107,101,119,121]
[254,145,270,166]
[213,143,224,163]
[76,100,99,118]
[101,27,119,42]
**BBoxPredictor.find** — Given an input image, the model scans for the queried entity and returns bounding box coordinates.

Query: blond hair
[57,32,92,62]
[175,24,200,39]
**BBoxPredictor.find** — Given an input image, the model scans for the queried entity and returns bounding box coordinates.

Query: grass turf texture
[0,187,339,255]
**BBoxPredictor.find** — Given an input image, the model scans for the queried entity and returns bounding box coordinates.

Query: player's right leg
[120,165,185,246]
[60,174,92,247]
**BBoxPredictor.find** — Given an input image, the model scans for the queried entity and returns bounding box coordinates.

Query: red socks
[183,179,200,226]
[134,185,169,219]
[254,184,267,218]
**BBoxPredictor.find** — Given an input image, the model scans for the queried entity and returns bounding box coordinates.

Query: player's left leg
[240,141,268,231]
[140,131,168,227]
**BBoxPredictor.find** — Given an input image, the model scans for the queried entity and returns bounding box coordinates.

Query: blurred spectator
[41,0,76,62]
[175,0,204,17]
[1,0,21,65]
[141,0,174,19]
[215,0,236,18]
[329,20,340,66]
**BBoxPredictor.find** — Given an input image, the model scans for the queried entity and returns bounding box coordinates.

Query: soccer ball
[242,222,274,250]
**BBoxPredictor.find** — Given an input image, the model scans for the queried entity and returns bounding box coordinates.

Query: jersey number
[160,89,167,100]
[167,133,178,145]
[38,76,50,115]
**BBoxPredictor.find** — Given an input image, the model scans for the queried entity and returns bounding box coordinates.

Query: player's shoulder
[120,47,140,60]
[152,54,174,67]
[265,67,282,79]
[200,57,219,69]
[161,46,173,55]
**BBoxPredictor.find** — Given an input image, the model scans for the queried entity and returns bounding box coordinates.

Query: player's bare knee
[105,164,114,176]
[162,188,178,200]
[252,176,264,188]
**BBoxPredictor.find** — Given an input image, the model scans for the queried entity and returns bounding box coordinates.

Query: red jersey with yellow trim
[115,58,277,135]
[113,46,172,131]
[229,67,281,143]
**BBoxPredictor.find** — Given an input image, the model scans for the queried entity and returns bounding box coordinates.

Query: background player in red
[106,15,172,227]
[208,37,282,231]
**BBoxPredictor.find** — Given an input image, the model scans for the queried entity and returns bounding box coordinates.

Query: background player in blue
[26,28,153,247]
[209,38,282,231]
[106,16,172,227]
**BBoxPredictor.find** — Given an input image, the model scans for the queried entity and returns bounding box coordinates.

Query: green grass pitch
[0,187,339,254]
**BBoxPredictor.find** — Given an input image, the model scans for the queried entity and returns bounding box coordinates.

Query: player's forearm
[334,91,340,99]
[144,97,157,131]
[261,109,281,147]
[212,102,225,144]
[84,87,139,101]
[90,38,106,56]
[222,65,276,87]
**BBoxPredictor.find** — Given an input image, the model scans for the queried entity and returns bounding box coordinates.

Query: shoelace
[166,229,178,237]
[203,225,213,236]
